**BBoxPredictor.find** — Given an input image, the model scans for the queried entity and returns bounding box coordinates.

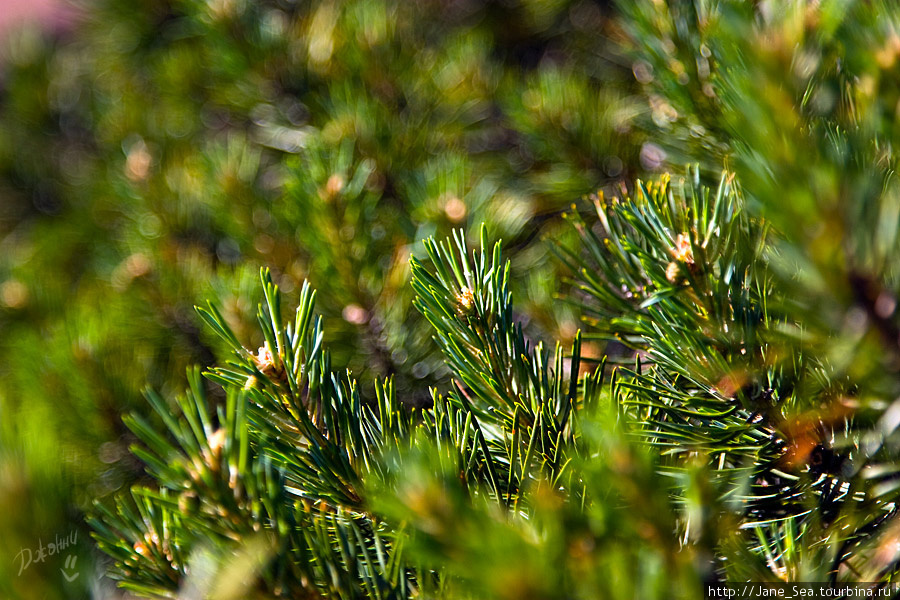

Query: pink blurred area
[0,0,76,36]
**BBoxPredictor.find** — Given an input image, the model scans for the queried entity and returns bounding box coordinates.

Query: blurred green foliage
[0,0,643,597]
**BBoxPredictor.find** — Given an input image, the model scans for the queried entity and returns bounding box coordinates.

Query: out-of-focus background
[0,0,70,35]
[0,0,660,597]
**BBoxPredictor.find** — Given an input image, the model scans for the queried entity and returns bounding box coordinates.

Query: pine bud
[671,233,694,264]
[455,287,475,317]
[252,342,277,377]
[207,428,227,465]
[666,260,686,284]
[209,428,227,454]
[178,492,199,516]
[249,342,288,387]
[197,428,227,474]
[666,233,695,284]
[321,174,345,201]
